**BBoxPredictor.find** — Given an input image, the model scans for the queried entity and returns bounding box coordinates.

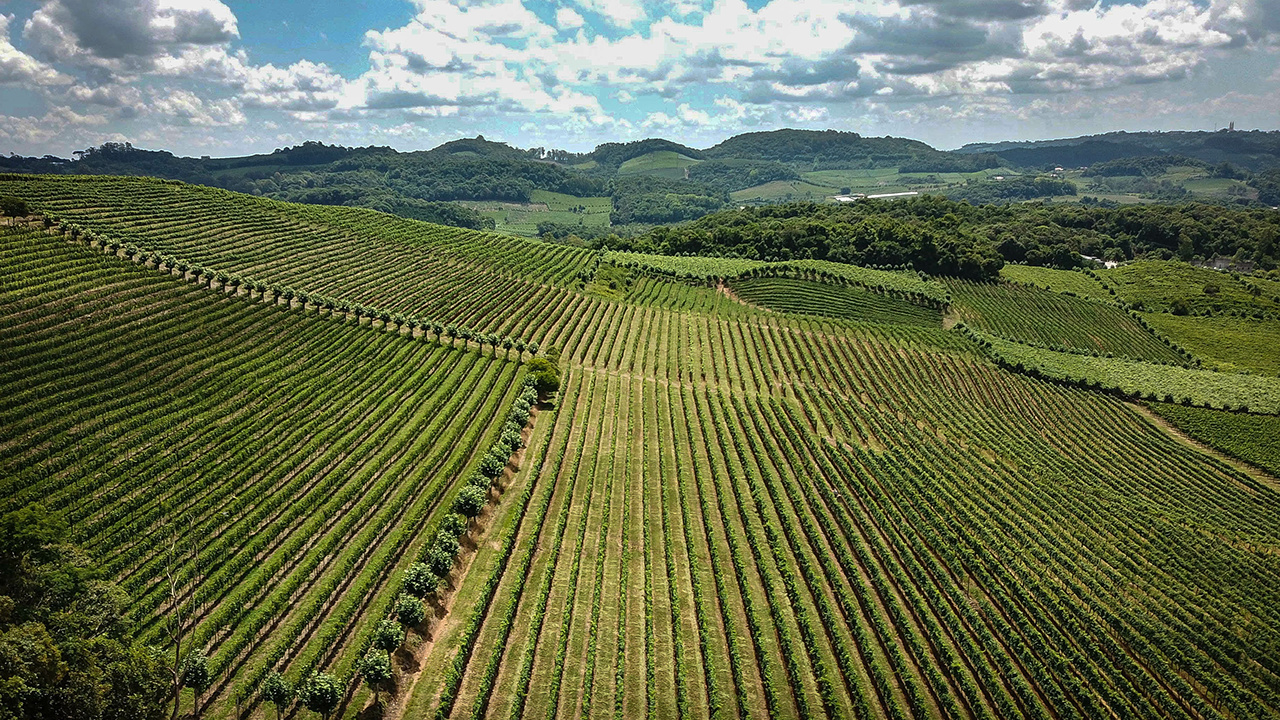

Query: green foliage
[401,563,439,598]
[1148,403,1280,477]
[453,486,488,518]
[298,672,342,718]
[425,544,456,578]
[1098,261,1280,316]
[636,202,1005,280]
[972,328,1280,413]
[394,594,427,629]
[687,159,800,192]
[370,620,404,656]
[949,279,1189,364]
[945,175,1076,204]
[355,650,392,689]
[0,196,27,218]
[0,506,169,720]
[703,128,1000,171]
[258,671,293,715]
[525,356,561,395]
[608,175,728,225]
[1141,312,1280,376]
[729,277,941,327]
[180,650,212,695]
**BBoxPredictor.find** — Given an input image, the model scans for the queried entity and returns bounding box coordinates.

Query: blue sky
[1,0,1277,158]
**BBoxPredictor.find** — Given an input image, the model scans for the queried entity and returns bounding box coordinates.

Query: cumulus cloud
[0,13,70,85]
[148,87,244,125]
[1,0,1278,155]
[23,0,238,78]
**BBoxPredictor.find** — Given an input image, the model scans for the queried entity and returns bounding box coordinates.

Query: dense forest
[960,129,1280,171]
[598,195,1280,280]
[1,506,170,720]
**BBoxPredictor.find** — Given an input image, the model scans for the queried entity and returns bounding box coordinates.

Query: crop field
[997,265,1112,301]
[0,224,524,717]
[4,175,1280,720]
[617,151,699,178]
[729,277,942,327]
[947,279,1189,364]
[1148,403,1280,477]
[1141,312,1280,376]
[1096,261,1280,316]
[974,330,1280,413]
[730,180,838,203]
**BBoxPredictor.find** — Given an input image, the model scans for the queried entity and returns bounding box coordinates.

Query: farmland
[3,175,1280,720]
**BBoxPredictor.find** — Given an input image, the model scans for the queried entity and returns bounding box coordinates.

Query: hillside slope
[3,177,1279,720]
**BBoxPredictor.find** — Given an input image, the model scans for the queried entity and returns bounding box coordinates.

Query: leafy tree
[439,513,467,537]
[526,356,561,395]
[298,672,342,719]
[478,452,505,478]
[0,505,170,720]
[453,486,487,518]
[394,594,427,629]
[354,650,392,707]
[180,650,212,718]
[425,543,456,578]
[0,195,28,220]
[401,563,438,598]
[259,671,294,720]
[371,620,403,659]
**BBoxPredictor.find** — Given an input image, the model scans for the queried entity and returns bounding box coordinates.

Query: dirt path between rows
[374,409,538,720]
[1128,402,1280,493]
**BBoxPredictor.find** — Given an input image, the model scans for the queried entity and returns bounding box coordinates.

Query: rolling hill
[2,175,1280,720]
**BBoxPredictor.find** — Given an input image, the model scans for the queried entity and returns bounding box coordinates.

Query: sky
[0,0,1278,158]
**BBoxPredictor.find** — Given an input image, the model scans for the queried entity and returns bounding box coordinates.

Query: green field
[1141,312,1280,376]
[1149,402,1280,477]
[4,174,1280,720]
[1097,260,1280,316]
[464,190,612,237]
[999,264,1113,301]
[617,150,700,178]
[975,329,1280,412]
[730,179,837,202]
[949,279,1189,364]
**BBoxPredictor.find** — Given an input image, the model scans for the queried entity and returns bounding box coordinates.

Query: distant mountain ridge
[3,127,1278,230]
[956,129,1280,170]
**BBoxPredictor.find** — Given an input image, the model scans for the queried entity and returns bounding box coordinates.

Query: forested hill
[606,196,1280,280]
[957,129,1280,171]
[703,128,1002,171]
[4,128,1280,232]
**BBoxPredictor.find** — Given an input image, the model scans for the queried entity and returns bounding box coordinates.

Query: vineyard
[3,175,1280,720]
[947,279,1189,364]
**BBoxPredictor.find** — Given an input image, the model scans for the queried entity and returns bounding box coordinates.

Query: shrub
[402,562,439,597]
[259,671,294,719]
[298,673,343,719]
[395,593,427,628]
[478,452,505,478]
[454,485,487,518]
[371,619,404,657]
[426,543,456,577]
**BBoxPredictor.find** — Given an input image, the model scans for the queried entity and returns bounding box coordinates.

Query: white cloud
[148,88,244,125]
[23,0,238,78]
[575,0,647,28]
[0,13,70,85]
[0,104,109,145]
[556,7,586,31]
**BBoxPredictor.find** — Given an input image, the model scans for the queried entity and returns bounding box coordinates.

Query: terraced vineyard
[4,175,1280,720]
[729,276,942,327]
[0,223,527,717]
[948,278,1190,364]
